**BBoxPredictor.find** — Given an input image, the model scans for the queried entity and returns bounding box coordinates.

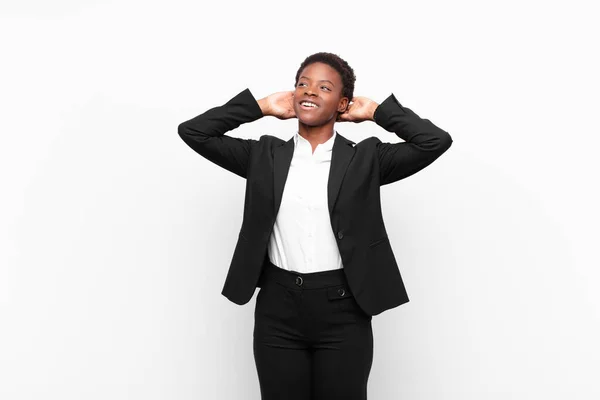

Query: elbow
[418,130,453,153]
[177,122,189,139]
[433,130,453,154]
[441,131,453,152]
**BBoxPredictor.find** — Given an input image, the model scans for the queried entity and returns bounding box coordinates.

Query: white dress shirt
[267,130,344,273]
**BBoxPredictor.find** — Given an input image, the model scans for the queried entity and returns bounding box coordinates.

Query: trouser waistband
[258,259,348,290]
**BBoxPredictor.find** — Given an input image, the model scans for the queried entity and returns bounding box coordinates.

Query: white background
[2,0,599,399]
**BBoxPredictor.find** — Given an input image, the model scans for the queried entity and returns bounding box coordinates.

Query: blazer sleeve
[373,93,453,185]
[177,88,264,179]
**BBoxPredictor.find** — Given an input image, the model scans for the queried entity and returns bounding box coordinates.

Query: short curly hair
[294,52,356,101]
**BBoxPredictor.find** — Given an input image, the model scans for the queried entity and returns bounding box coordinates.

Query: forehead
[299,62,342,85]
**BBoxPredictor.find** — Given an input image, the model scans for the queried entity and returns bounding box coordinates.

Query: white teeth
[301,101,318,108]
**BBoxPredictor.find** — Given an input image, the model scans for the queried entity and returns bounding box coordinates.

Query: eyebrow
[299,76,335,86]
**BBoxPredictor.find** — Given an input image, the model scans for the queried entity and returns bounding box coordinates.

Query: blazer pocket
[368,236,389,248]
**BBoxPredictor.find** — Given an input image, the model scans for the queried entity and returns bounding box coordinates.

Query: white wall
[2,0,599,399]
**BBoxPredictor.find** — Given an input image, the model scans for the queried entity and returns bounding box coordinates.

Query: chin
[298,117,323,127]
[296,114,321,126]
[300,119,325,126]
[296,112,330,127]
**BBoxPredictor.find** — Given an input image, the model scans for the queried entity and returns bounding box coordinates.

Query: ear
[337,97,349,113]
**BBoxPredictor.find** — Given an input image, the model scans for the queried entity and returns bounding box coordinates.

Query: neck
[297,120,335,144]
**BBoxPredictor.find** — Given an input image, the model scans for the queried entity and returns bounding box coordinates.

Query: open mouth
[299,101,319,110]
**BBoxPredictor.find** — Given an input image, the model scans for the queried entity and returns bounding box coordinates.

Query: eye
[321,86,331,91]
[298,82,306,87]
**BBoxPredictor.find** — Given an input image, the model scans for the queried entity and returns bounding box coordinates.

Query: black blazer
[178,88,452,316]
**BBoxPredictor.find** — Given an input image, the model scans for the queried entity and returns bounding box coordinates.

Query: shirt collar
[294,130,337,152]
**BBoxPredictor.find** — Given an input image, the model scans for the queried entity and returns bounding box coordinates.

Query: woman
[178,52,453,400]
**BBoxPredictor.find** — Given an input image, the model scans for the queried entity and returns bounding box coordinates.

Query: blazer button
[337,231,344,239]
[338,288,346,297]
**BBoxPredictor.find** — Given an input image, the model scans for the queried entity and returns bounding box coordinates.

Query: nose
[304,83,317,96]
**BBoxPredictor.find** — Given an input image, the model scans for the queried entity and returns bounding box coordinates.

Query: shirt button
[337,231,344,239]
[338,288,346,297]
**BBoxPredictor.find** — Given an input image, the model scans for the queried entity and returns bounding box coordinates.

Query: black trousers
[253,260,374,400]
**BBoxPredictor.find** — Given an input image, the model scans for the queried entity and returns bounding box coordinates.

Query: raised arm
[373,94,453,185]
[177,88,263,179]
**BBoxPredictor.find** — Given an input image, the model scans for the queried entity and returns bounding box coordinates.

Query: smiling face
[293,62,349,127]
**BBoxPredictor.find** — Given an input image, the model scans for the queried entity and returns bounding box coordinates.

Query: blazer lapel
[273,136,295,217]
[272,131,356,218]
[327,132,356,215]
